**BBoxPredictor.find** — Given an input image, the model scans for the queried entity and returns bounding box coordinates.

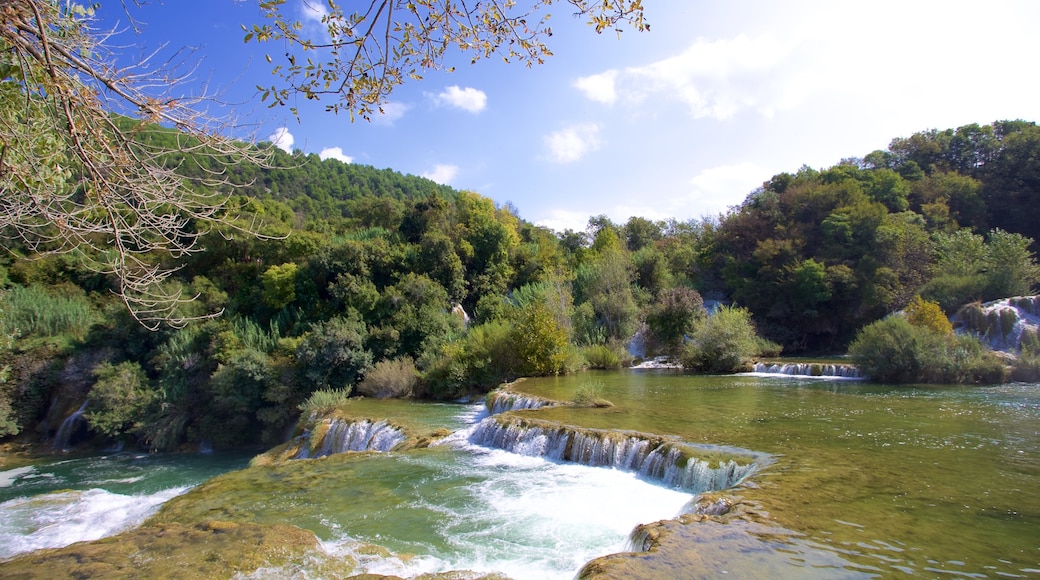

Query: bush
[421,321,519,399]
[848,315,1008,384]
[644,286,706,354]
[295,313,373,392]
[572,380,613,407]
[299,388,352,414]
[357,356,419,399]
[85,361,156,438]
[582,344,623,369]
[680,306,763,373]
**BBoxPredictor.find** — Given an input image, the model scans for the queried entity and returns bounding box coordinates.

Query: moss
[0,521,352,579]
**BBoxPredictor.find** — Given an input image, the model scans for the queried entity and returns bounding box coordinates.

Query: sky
[96,1,1040,232]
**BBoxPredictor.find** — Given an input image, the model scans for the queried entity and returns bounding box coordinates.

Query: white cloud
[534,209,594,234]
[544,123,602,164]
[373,102,411,125]
[319,146,352,163]
[299,0,327,23]
[268,127,294,153]
[573,70,618,105]
[686,163,769,217]
[622,34,796,120]
[423,164,458,185]
[430,85,487,113]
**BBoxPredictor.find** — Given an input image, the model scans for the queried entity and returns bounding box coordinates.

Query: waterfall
[470,415,761,493]
[954,296,1040,353]
[750,362,863,379]
[485,390,556,415]
[52,401,89,451]
[295,418,405,459]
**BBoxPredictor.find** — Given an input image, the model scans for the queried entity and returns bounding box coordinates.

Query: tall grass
[0,285,99,338]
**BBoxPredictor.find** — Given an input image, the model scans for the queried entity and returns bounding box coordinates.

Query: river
[1,370,1038,578]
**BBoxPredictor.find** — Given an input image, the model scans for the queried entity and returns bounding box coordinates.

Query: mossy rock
[0,521,354,579]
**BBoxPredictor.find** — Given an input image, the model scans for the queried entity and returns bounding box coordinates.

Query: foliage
[905,296,953,335]
[680,306,764,373]
[0,285,99,341]
[85,361,155,438]
[511,300,570,376]
[295,314,373,393]
[299,389,352,415]
[572,381,613,408]
[0,1,272,327]
[249,0,648,119]
[848,316,1007,384]
[422,321,519,399]
[581,344,624,370]
[644,287,706,354]
[357,357,419,399]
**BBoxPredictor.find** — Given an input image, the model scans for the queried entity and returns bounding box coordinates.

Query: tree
[2,0,646,328]
[0,1,272,328]
[249,0,648,119]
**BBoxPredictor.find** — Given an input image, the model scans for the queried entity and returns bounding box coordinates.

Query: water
[0,451,252,560]
[3,373,1039,579]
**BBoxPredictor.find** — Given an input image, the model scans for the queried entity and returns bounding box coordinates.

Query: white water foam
[0,486,189,560]
[318,441,691,580]
[0,466,36,488]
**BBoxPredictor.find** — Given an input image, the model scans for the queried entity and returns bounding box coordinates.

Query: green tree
[296,314,373,392]
[680,306,763,373]
[511,300,569,376]
[86,361,156,438]
[645,286,706,353]
[984,229,1040,298]
[261,263,299,310]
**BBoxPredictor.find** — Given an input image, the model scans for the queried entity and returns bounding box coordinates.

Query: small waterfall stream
[470,415,761,493]
[954,296,1040,352]
[52,401,89,451]
[294,418,406,459]
[749,362,863,379]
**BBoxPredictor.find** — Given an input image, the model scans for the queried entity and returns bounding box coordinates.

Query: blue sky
[97,1,1040,232]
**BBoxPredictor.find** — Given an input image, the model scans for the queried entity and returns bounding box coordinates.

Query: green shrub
[572,380,613,407]
[680,306,763,373]
[357,356,419,399]
[299,388,352,414]
[849,315,1008,384]
[86,361,156,438]
[582,344,623,369]
[421,321,519,399]
[0,285,99,340]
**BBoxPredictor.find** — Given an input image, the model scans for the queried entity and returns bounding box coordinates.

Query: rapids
[2,371,1039,579]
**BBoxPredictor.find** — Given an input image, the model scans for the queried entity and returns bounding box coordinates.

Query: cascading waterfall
[954,296,1040,353]
[750,362,863,379]
[295,418,406,459]
[469,415,762,493]
[52,400,89,451]
[485,390,557,415]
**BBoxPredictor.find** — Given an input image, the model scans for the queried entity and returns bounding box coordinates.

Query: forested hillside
[1,120,1038,450]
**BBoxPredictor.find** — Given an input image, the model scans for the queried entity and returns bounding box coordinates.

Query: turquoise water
[3,373,1039,578]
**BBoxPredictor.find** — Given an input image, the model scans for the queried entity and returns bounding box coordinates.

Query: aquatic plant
[572,381,613,408]
[299,388,352,414]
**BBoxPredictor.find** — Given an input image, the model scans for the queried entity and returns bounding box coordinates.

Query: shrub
[582,344,623,369]
[295,313,372,392]
[905,295,953,335]
[357,356,419,399]
[421,321,519,399]
[680,306,763,373]
[848,315,1007,384]
[86,361,156,438]
[1,285,99,341]
[299,388,352,414]
[572,380,613,407]
[644,287,706,354]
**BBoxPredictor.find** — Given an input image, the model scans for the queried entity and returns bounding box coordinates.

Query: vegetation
[849,316,1007,384]
[2,118,1040,450]
[680,306,767,373]
[572,381,613,408]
